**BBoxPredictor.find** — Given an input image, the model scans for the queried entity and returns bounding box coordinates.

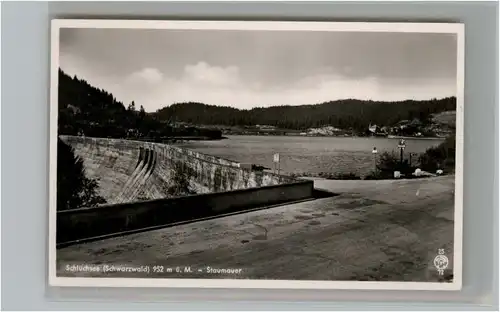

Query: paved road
[57,175,456,282]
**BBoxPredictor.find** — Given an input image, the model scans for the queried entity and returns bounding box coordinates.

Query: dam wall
[56,180,314,245]
[59,136,296,205]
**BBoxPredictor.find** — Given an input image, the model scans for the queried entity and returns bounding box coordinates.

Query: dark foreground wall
[57,180,314,246]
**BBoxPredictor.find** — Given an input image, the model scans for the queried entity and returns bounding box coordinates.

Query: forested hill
[155,97,456,131]
[57,69,222,140]
[58,68,456,136]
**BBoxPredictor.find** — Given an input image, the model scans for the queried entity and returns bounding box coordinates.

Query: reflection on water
[176,135,445,176]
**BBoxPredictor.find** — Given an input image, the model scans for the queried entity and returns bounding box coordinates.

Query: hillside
[432,111,456,128]
[57,69,222,141]
[154,97,456,134]
[57,68,456,139]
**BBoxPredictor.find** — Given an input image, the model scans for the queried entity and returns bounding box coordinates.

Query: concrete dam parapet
[59,135,297,205]
[57,180,315,245]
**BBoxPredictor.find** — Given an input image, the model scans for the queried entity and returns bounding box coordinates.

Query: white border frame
[48,19,465,291]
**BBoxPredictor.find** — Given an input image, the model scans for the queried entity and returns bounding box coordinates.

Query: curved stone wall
[59,136,296,206]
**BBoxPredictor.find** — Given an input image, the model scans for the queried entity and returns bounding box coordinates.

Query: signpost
[397,139,406,164]
[273,153,281,177]
[273,153,280,163]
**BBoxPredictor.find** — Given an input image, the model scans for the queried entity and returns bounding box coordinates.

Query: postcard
[49,19,464,290]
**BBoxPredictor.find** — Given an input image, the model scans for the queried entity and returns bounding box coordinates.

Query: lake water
[176,135,445,176]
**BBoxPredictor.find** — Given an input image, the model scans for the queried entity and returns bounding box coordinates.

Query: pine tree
[57,139,106,210]
[128,101,136,112]
[139,105,146,119]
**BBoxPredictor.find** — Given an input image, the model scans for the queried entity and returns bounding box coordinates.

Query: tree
[57,138,106,210]
[167,161,196,196]
[418,134,456,172]
[128,101,136,112]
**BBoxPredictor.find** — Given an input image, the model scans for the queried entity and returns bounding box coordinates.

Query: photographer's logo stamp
[433,249,449,275]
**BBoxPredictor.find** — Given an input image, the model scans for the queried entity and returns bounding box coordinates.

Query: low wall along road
[57,136,314,245]
[57,180,314,245]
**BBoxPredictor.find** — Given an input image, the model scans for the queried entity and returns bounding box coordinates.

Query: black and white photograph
[49,20,464,290]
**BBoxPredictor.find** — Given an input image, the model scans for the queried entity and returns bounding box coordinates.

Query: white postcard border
[48,19,465,291]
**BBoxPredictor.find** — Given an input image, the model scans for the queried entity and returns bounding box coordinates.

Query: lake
[176,135,445,176]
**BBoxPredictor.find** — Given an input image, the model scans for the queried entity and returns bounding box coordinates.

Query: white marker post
[372,147,378,173]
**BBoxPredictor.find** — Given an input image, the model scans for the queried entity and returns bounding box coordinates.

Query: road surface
[57,175,456,282]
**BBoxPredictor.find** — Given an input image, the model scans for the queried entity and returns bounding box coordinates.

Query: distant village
[216,111,455,139]
[164,110,456,140]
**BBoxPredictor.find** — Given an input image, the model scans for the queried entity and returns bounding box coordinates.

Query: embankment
[60,136,296,205]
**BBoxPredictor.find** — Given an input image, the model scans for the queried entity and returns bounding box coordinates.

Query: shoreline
[386,135,446,140]
[295,174,451,182]
[221,133,447,140]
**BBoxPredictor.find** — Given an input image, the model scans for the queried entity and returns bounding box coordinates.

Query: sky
[59,27,458,112]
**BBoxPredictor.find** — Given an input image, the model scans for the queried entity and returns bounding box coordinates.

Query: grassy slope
[431,111,456,128]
